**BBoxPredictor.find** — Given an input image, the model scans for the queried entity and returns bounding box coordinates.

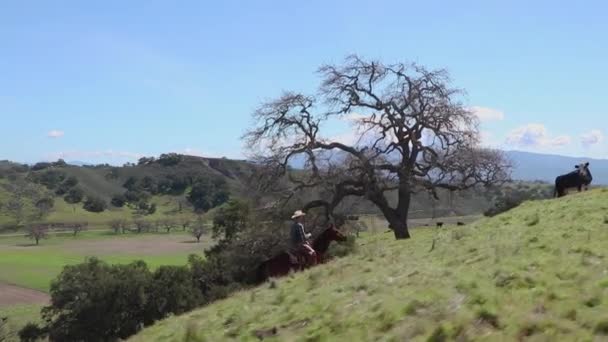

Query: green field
[0,230,211,292]
[0,229,215,341]
[130,189,608,341]
[0,304,42,342]
[0,192,200,230]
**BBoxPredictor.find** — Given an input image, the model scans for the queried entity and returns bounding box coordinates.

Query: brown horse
[256,224,347,282]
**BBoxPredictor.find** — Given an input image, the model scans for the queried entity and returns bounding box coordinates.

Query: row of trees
[24,222,89,245]
[108,216,206,241]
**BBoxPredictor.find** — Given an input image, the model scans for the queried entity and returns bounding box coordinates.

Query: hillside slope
[3,155,543,228]
[131,189,608,341]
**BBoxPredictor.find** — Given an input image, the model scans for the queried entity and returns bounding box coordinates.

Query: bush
[42,258,153,341]
[124,190,150,204]
[123,176,138,190]
[64,187,84,204]
[157,153,183,166]
[30,169,66,190]
[31,162,52,171]
[146,265,204,319]
[212,199,251,241]
[157,175,188,195]
[140,176,158,194]
[111,193,127,207]
[83,196,107,213]
[18,322,47,342]
[39,258,208,341]
[187,177,229,213]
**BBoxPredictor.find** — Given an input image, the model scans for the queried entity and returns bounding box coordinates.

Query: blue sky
[1,0,607,164]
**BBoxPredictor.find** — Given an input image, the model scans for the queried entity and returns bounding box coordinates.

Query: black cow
[554,162,592,198]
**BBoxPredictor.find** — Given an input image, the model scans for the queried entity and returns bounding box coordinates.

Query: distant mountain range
[287,150,608,186]
[506,151,608,185]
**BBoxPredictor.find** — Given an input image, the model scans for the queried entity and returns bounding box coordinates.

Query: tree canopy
[245,55,511,239]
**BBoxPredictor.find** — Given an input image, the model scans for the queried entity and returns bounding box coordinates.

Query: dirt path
[0,282,49,307]
[64,234,207,255]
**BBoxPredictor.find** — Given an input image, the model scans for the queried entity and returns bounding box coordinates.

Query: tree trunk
[391,220,411,240]
[394,181,412,240]
[35,237,39,245]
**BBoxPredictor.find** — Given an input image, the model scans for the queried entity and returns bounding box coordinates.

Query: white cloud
[471,106,504,122]
[47,130,64,138]
[581,129,603,147]
[479,130,497,147]
[506,123,571,147]
[341,112,367,124]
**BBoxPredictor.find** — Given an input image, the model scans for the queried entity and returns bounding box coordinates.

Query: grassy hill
[1,154,555,232]
[131,189,608,341]
[0,155,258,230]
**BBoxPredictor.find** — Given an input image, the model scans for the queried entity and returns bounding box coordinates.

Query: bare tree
[71,222,88,236]
[110,219,123,234]
[161,218,176,233]
[191,216,205,243]
[244,55,511,239]
[133,219,152,234]
[26,224,49,245]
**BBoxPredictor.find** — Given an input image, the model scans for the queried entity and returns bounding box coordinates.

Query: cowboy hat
[291,210,306,219]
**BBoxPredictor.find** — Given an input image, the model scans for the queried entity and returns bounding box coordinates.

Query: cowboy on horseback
[289,210,317,267]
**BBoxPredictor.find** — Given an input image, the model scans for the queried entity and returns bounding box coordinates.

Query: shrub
[187,177,229,213]
[42,258,153,341]
[157,153,183,166]
[111,193,127,207]
[83,196,107,212]
[18,322,47,342]
[33,169,67,189]
[31,162,52,171]
[64,187,84,204]
[146,265,204,319]
[212,199,251,241]
[124,189,150,204]
[38,257,211,341]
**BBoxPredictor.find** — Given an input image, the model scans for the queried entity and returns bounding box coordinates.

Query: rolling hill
[130,188,608,341]
[1,154,525,230]
[0,155,260,230]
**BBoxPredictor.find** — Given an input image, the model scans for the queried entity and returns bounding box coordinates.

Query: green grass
[0,178,207,230]
[130,188,608,341]
[0,230,211,292]
[0,304,42,342]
